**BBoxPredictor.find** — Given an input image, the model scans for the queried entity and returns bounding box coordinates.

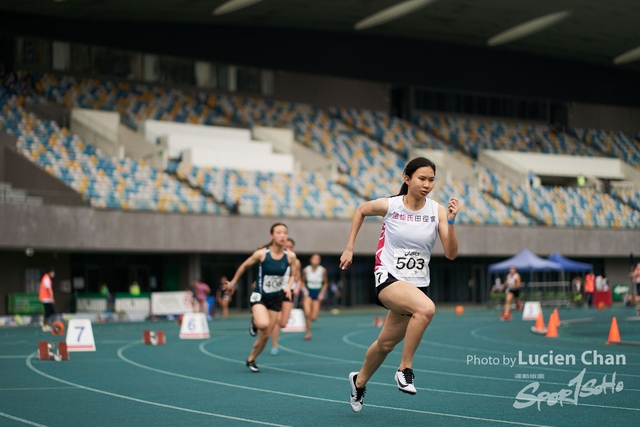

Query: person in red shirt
[39,267,55,331]
[584,271,595,307]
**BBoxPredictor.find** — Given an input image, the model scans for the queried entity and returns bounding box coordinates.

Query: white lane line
[0,355,31,359]
[277,342,640,394]
[25,350,290,427]
[199,340,556,426]
[269,342,640,412]
[0,387,75,391]
[118,336,555,427]
[0,411,49,427]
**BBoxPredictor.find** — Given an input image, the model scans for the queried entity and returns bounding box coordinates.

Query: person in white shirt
[339,157,459,412]
[301,254,328,341]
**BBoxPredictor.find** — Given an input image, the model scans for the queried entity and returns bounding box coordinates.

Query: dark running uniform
[250,248,291,312]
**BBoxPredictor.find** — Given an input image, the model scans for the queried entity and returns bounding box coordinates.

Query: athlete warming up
[224,223,298,373]
[301,254,328,340]
[339,157,459,412]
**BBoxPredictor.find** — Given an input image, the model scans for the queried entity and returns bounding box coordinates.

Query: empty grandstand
[0,5,639,315]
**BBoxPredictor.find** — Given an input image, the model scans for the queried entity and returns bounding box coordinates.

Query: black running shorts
[374,270,429,310]
[508,288,520,298]
[250,292,285,312]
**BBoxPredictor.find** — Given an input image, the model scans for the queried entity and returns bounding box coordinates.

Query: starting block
[143,330,166,345]
[38,341,69,361]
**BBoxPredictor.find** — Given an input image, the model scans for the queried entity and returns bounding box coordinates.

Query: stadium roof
[2,0,639,72]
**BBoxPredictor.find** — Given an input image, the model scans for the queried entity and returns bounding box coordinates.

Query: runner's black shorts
[508,288,520,298]
[375,271,429,311]
[250,293,285,312]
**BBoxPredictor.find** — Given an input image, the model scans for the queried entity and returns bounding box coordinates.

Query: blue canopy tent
[488,249,563,274]
[488,249,566,303]
[547,252,593,272]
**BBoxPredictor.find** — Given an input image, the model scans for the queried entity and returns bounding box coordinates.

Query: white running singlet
[374,195,440,288]
[304,265,325,290]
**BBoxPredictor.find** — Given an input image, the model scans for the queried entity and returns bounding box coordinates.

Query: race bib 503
[393,249,427,278]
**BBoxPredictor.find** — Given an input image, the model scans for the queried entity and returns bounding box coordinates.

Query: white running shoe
[246,360,260,373]
[349,372,366,412]
[395,368,417,395]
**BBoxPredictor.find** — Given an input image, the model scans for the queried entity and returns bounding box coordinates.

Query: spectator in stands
[528,170,535,188]
[192,279,211,315]
[577,174,586,188]
[584,271,595,307]
[39,267,55,332]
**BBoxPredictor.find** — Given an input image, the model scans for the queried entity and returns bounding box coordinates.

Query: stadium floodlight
[354,0,437,31]
[487,10,572,47]
[213,0,264,16]
[613,46,640,65]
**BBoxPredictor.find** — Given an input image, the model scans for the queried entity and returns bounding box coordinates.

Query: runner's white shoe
[246,360,260,373]
[349,372,366,412]
[395,368,417,395]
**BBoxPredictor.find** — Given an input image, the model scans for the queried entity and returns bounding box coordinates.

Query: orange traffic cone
[531,312,547,334]
[551,308,561,327]
[545,314,558,338]
[606,317,621,345]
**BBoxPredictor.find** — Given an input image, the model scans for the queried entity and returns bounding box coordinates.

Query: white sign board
[65,319,96,352]
[282,308,305,332]
[522,301,542,321]
[179,312,210,339]
[151,291,194,315]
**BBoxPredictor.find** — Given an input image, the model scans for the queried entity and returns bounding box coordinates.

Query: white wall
[142,120,251,144]
[252,126,293,154]
[71,109,120,141]
[118,125,166,168]
[161,134,273,159]
[479,150,639,184]
[182,147,294,172]
[70,109,122,158]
